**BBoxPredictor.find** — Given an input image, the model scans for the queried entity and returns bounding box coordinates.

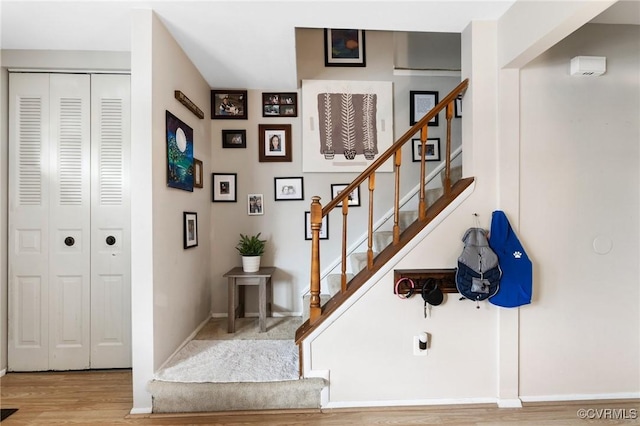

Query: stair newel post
[341,200,349,293]
[309,196,323,324]
[444,101,454,194]
[418,125,429,220]
[392,148,402,244]
[367,173,376,270]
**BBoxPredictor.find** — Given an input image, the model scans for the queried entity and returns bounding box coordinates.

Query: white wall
[518,23,639,399]
[207,28,462,317]
[130,9,213,412]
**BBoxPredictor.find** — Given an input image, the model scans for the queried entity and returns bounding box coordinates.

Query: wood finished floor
[1,369,639,425]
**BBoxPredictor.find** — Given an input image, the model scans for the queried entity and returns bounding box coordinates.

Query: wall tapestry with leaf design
[302,80,393,173]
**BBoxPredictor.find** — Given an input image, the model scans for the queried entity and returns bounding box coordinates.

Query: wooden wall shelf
[393,268,458,296]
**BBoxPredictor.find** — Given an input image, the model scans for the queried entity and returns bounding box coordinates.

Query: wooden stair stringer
[295,177,475,347]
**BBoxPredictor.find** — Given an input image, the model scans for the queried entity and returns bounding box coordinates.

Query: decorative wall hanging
[455,95,462,118]
[274,177,304,201]
[262,92,298,117]
[211,90,248,119]
[410,91,439,126]
[193,158,203,188]
[412,138,441,162]
[324,29,366,67]
[222,129,247,148]
[331,183,361,207]
[166,110,194,192]
[175,90,204,119]
[248,193,264,216]
[259,124,292,162]
[183,211,198,249]
[301,80,393,173]
[211,173,237,202]
[305,211,329,240]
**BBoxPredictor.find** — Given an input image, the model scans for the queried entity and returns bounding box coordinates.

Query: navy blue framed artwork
[166,110,194,191]
[324,29,366,67]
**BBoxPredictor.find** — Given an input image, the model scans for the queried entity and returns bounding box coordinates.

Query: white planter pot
[242,256,261,273]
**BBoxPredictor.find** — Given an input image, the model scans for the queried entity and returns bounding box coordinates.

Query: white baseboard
[211,311,302,318]
[129,407,152,415]
[497,398,523,408]
[0,368,6,377]
[323,397,496,409]
[155,315,212,372]
[521,392,640,402]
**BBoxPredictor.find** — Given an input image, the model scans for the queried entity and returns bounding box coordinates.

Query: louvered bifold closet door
[48,74,92,370]
[8,73,52,371]
[90,74,131,368]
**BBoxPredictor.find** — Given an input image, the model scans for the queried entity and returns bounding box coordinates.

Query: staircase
[296,79,472,356]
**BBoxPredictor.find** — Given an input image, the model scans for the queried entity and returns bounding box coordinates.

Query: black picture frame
[410,91,439,126]
[411,138,441,162]
[259,124,292,162]
[222,129,247,148]
[274,177,304,201]
[211,90,248,120]
[324,28,366,67]
[455,95,462,118]
[330,183,361,207]
[305,211,329,240]
[183,211,198,249]
[262,92,298,117]
[211,173,237,202]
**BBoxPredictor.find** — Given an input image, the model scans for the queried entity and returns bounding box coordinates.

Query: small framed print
[248,193,264,216]
[274,177,304,201]
[410,91,439,126]
[259,124,292,162]
[455,95,462,118]
[211,90,247,120]
[262,92,298,117]
[211,173,237,202]
[222,129,246,148]
[324,28,366,67]
[305,211,329,240]
[194,158,203,188]
[183,211,198,249]
[412,138,441,162]
[331,183,361,207]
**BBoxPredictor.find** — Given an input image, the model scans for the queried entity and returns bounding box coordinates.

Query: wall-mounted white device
[413,332,430,356]
[570,56,606,76]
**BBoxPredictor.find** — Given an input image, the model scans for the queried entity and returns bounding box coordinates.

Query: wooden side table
[224,266,275,333]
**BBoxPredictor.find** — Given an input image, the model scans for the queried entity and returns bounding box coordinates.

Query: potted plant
[236,233,266,272]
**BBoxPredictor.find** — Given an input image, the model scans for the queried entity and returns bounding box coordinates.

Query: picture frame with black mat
[305,211,328,240]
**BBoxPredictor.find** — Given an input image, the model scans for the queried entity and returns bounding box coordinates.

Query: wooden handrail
[307,79,469,325]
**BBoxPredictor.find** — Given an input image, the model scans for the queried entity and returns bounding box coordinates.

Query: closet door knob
[106,236,116,246]
[64,236,75,247]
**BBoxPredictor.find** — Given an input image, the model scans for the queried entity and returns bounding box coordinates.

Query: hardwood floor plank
[2,370,639,425]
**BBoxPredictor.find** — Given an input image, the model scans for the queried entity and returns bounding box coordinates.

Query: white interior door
[8,72,131,371]
[8,73,51,371]
[90,74,131,368]
[48,74,92,370]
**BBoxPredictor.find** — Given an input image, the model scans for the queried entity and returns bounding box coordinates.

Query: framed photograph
[183,212,198,249]
[274,177,304,201]
[324,28,366,67]
[331,183,361,207]
[262,92,298,117]
[410,91,439,126]
[211,173,237,202]
[305,211,329,240]
[193,158,203,188]
[259,124,292,162]
[412,138,441,162]
[211,90,247,120]
[166,110,194,192]
[222,129,246,148]
[455,95,462,118]
[248,194,264,216]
